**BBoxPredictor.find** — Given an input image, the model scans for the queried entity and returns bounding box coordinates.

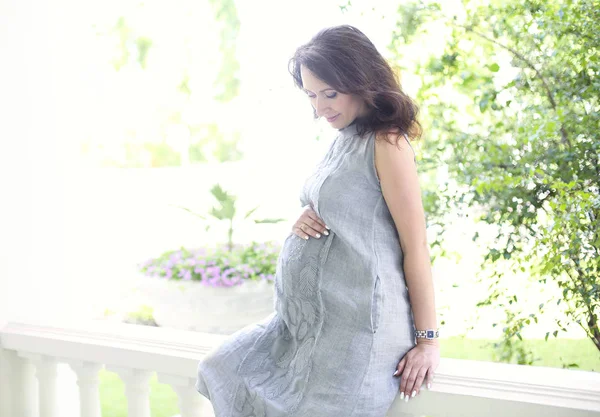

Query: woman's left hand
[393,342,440,402]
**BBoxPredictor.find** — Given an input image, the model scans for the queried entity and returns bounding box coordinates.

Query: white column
[0,348,14,417]
[11,353,38,417]
[107,366,153,417]
[32,355,59,417]
[158,374,214,417]
[69,361,103,417]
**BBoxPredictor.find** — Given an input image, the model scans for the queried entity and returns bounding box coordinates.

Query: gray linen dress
[196,122,418,416]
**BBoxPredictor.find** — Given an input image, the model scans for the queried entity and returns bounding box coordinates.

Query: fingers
[393,357,406,377]
[411,367,428,397]
[426,369,434,390]
[398,364,413,402]
[305,217,329,236]
[293,222,323,240]
[305,209,328,231]
[293,207,329,240]
[397,365,433,402]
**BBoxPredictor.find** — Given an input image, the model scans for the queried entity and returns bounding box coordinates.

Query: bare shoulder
[373,129,425,252]
[374,129,416,182]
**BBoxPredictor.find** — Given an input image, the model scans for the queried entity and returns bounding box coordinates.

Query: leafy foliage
[172,184,286,252]
[390,0,600,358]
[110,17,153,70]
[208,0,241,102]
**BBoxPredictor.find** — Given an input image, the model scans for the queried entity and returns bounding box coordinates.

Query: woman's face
[300,65,368,130]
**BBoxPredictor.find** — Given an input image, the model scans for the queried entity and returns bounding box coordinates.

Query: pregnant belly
[273,232,335,327]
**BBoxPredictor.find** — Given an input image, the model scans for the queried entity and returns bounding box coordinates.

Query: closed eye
[325,92,337,99]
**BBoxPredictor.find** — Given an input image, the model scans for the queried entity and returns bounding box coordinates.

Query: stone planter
[134,276,275,335]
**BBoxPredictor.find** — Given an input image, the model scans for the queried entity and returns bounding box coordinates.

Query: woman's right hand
[293,205,330,240]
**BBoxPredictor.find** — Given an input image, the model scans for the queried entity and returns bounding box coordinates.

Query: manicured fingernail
[323,230,329,235]
[304,236,309,240]
[325,225,330,229]
[404,394,409,403]
[393,370,399,376]
[316,233,321,238]
[427,382,431,390]
[412,390,416,398]
[400,392,404,400]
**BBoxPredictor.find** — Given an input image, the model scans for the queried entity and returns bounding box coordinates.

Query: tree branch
[567,256,600,348]
[448,20,571,148]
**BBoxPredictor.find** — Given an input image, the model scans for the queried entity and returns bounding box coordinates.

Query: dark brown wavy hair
[289,25,422,145]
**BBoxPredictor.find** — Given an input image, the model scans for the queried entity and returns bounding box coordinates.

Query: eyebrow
[303,88,336,93]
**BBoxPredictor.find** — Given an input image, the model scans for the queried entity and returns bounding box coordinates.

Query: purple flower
[140,242,279,286]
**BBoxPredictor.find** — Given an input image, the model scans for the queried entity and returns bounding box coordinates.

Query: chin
[330,118,344,129]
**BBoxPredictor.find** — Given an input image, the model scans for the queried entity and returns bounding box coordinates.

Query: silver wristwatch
[414,329,439,340]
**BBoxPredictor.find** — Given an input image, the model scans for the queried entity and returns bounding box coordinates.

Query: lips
[326,114,340,122]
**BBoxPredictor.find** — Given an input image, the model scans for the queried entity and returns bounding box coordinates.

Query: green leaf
[170,204,207,220]
[479,98,487,112]
[254,218,286,224]
[489,63,500,72]
[210,184,233,203]
[566,363,580,369]
[244,206,259,220]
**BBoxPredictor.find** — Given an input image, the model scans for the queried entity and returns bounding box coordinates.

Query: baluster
[32,355,59,417]
[12,353,38,417]
[68,361,103,417]
[107,366,153,417]
[158,374,214,417]
[0,348,14,417]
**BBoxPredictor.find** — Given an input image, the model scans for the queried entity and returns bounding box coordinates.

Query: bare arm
[374,133,439,346]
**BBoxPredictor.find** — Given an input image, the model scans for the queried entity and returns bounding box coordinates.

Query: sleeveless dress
[195,122,418,417]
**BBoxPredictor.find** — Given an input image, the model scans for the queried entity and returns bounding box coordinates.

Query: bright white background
[0,0,583,339]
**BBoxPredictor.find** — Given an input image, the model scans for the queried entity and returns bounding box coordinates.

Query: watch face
[427,330,434,338]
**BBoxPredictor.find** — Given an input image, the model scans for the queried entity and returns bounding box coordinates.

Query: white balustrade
[108,367,153,417]
[11,352,38,417]
[1,319,599,417]
[159,374,213,417]
[27,354,59,417]
[0,319,222,417]
[68,361,104,417]
[0,347,13,416]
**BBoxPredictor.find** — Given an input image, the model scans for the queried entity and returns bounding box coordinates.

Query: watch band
[414,329,439,339]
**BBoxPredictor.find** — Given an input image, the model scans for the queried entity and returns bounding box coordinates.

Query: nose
[314,97,329,118]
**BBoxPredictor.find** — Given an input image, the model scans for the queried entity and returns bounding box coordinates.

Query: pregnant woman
[196,24,440,416]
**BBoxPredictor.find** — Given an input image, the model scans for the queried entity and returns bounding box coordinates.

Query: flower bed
[134,241,281,334]
[138,241,280,286]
